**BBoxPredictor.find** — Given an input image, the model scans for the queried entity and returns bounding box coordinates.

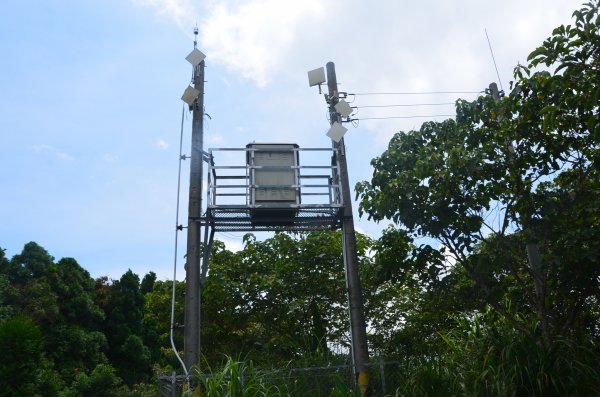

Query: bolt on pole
[326,61,370,395]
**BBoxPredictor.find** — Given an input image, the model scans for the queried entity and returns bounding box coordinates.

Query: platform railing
[204,147,344,231]
[207,147,342,209]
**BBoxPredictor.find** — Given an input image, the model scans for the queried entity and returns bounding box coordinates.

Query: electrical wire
[350,91,483,96]
[358,102,455,108]
[219,231,244,240]
[354,114,455,121]
[170,104,189,380]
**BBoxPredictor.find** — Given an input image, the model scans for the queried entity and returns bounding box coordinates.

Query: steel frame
[201,146,344,232]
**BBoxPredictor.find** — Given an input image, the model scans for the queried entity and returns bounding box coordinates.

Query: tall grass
[394,309,600,397]
[188,356,357,397]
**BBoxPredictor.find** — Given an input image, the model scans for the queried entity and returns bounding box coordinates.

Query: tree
[7,243,61,326]
[356,0,600,346]
[104,269,144,350]
[119,335,151,385]
[0,249,19,322]
[142,279,185,368]
[140,271,157,295]
[7,241,55,283]
[201,231,374,365]
[361,226,485,358]
[103,269,151,385]
[0,273,17,323]
[60,364,129,397]
[44,257,108,375]
[0,316,44,396]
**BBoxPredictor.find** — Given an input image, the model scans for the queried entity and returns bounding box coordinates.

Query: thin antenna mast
[485,28,504,92]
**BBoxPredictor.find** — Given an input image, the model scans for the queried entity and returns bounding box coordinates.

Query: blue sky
[0,0,578,280]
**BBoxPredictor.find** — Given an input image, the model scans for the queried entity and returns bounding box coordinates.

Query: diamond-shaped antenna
[186,48,206,67]
[181,85,201,106]
[335,99,353,118]
[326,122,348,143]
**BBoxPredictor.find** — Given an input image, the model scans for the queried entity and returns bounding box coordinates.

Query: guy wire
[170,104,189,379]
[485,28,504,92]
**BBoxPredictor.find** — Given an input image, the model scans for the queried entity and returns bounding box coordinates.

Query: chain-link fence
[157,360,404,397]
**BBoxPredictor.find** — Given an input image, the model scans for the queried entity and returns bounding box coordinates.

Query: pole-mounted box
[247,143,300,205]
[247,143,299,224]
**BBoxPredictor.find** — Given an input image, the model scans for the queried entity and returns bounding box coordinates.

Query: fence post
[171,371,176,397]
[379,359,387,396]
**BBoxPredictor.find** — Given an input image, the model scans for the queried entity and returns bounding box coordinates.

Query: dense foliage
[0,233,369,396]
[356,0,600,395]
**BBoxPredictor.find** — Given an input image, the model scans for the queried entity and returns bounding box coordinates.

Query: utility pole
[326,61,370,395]
[184,57,205,370]
[487,81,549,344]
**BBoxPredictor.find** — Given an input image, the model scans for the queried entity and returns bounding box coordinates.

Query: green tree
[103,269,151,384]
[0,249,19,322]
[4,243,108,379]
[7,241,55,283]
[356,0,600,346]
[7,243,61,326]
[201,231,374,365]
[60,364,129,397]
[103,269,143,349]
[362,226,484,358]
[0,316,44,396]
[45,257,108,375]
[119,335,151,385]
[140,271,157,295]
[142,279,185,368]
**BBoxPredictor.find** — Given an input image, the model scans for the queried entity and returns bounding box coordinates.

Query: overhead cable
[350,91,483,96]
[358,102,455,108]
[353,114,455,121]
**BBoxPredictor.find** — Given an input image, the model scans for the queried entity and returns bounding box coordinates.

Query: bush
[60,363,130,397]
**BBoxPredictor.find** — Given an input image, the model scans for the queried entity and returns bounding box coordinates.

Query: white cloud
[200,0,327,87]
[132,0,197,28]
[33,144,73,161]
[156,138,170,150]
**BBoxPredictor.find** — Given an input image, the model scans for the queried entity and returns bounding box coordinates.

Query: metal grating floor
[203,205,343,232]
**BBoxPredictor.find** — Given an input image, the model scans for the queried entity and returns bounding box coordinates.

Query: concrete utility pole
[184,58,205,370]
[326,62,370,394]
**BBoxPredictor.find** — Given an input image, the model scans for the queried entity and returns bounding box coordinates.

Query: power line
[353,114,455,121]
[358,102,455,108]
[350,91,483,96]
[218,231,244,240]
